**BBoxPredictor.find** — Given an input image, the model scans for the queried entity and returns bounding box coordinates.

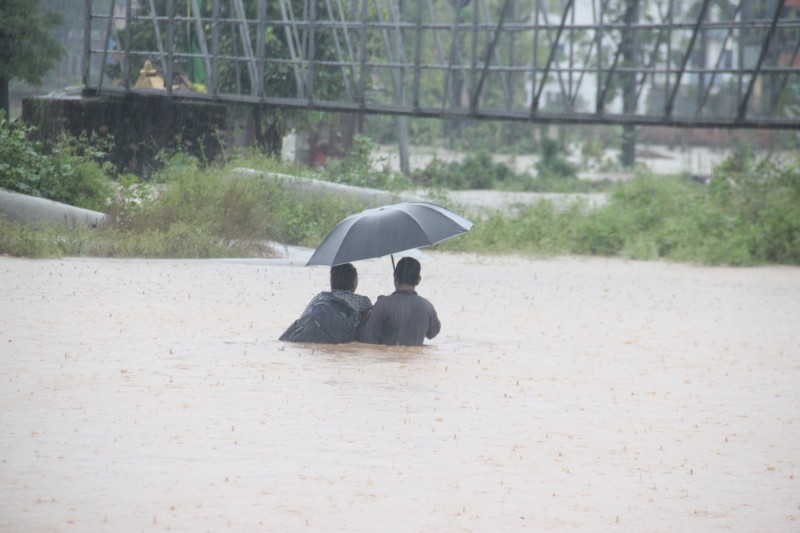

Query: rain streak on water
[0,253,799,531]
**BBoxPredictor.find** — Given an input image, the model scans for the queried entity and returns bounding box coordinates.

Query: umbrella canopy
[306,201,473,266]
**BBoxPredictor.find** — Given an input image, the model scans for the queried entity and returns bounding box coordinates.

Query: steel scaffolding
[82,0,800,129]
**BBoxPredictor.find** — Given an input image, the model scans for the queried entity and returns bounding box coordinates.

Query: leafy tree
[0,0,66,116]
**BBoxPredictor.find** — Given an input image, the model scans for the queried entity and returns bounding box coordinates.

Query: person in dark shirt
[302,263,372,318]
[358,257,441,346]
[278,263,373,343]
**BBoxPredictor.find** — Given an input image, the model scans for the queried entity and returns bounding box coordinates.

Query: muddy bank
[1,254,798,531]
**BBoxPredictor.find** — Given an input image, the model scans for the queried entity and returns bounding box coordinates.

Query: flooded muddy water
[1,254,798,531]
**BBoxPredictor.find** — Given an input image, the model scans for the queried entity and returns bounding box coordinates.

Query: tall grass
[101,156,368,257]
[1,147,367,258]
[409,145,609,193]
[2,134,798,265]
[442,157,800,266]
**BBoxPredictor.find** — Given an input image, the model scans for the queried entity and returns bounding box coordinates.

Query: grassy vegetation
[1,124,799,266]
[0,123,370,258]
[440,156,800,266]
[0,117,113,211]
[409,138,611,193]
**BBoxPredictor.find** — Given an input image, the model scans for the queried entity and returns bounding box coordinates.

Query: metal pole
[124,0,132,89]
[737,1,744,110]
[470,0,478,109]
[471,0,513,111]
[770,30,800,115]
[412,0,422,109]
[212,0,219,96]
[82,0,92,88]
[738,0,786,120]
[504,0,515,109]
[324,0,354,100]
[665,0,673,116]
[190,0,213,90]
[530,0,540,112]
[278,0,305,97]
[665,0,711,118]
[442,1,469,111]
[231,0,258,95]
[594,0,602,113]
[568,0,574,105]
[97,0,116,92]
[166,0,174,94]
[532,0,574,112]
[699,3,743,116]
[147,0,167,73]
[358,0,368,107]
[256,0,266,98]
[308,0,316,101]
[538,8,569,104]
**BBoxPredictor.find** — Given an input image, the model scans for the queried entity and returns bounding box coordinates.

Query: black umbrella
[306,201,473,267]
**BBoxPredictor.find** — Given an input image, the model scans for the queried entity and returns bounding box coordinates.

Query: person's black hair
[394,257,421,285]
[330,263,357,291]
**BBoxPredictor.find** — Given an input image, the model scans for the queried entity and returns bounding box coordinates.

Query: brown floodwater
[1,254,798,531]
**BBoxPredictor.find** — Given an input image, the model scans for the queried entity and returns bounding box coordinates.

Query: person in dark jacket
[302,263,372,318]
[357,257,440,346]
[280,263,372,343]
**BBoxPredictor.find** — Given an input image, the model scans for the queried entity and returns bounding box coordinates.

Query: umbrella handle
[391,254,395,272]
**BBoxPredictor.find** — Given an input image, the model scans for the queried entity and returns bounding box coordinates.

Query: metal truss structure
[82,0,800,129]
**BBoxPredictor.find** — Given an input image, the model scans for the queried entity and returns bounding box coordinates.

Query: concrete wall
[22,92,230,177]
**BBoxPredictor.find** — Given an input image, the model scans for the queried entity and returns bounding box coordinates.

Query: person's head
[394,257,421,287]
[330,263,358,291]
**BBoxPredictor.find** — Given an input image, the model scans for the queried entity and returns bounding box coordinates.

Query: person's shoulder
[371,292,393,308]
[416,293,437,309]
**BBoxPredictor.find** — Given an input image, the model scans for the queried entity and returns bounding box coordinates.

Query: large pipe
[229,168,425,205]
[0,188,106,227]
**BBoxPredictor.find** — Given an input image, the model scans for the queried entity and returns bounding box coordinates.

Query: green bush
[536,137,578,179]
[318,135,412,191]
[443,155,800,266]
[103,152,367,253]
[107,162,272,241]
[412,151,519,190]
[707,155,800,264]
[4,128,799,266]
[0,117,114,211]
[0,220,64,257]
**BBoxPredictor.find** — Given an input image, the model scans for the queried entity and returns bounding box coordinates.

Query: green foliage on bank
[316,135,412,191]
[90,160,361,258]
[0,117,114,211]
[2,126,799,266]
[0,164,364,259]
[409,138,608,193]
[441,155,800,266]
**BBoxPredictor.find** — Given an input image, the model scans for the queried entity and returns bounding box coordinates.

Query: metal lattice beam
[82,0,800,129]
